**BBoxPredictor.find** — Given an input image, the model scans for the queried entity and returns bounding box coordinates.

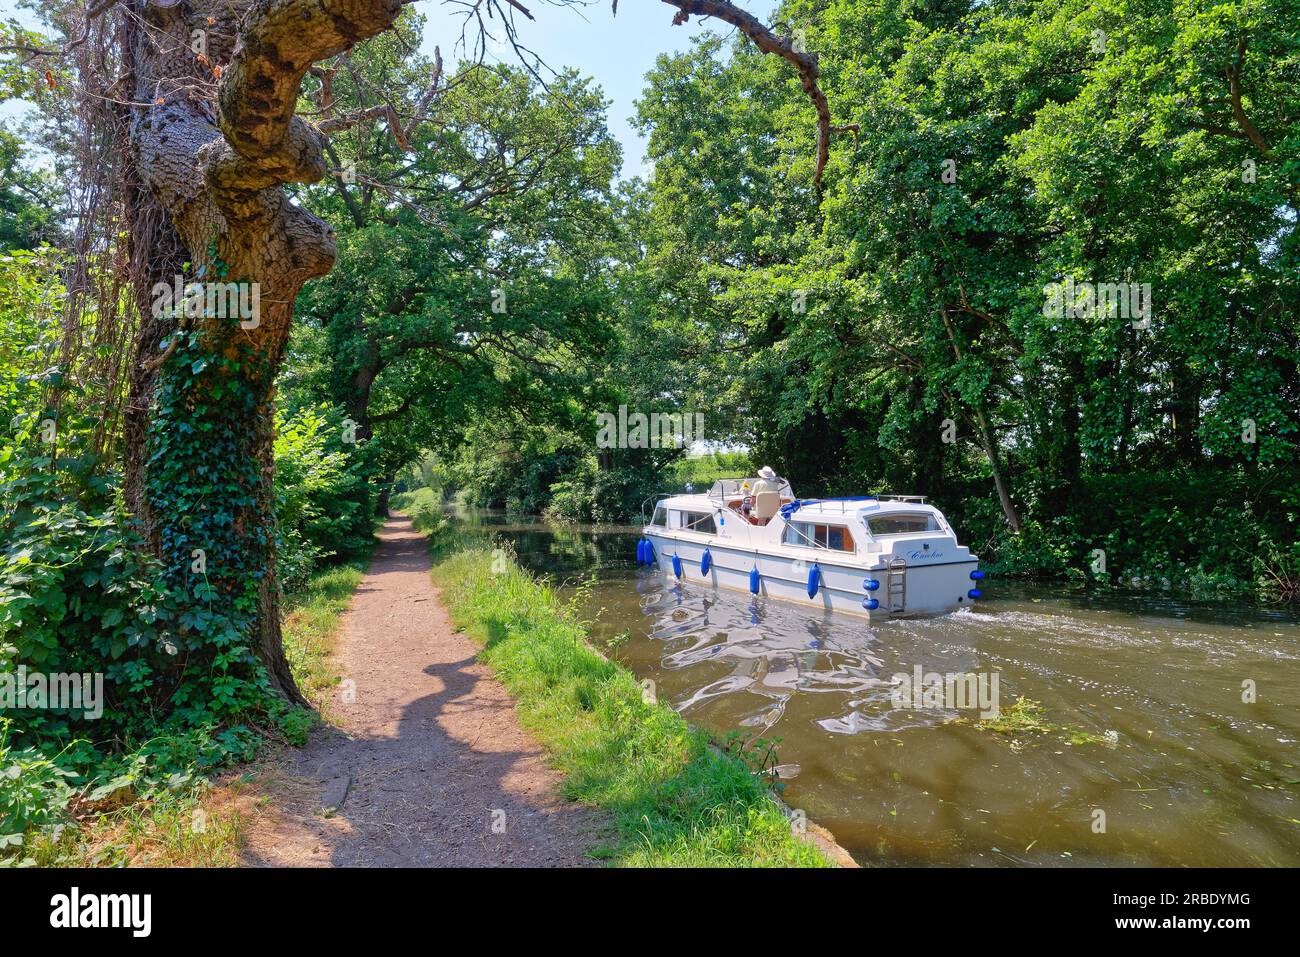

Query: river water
[452,509,1300,867]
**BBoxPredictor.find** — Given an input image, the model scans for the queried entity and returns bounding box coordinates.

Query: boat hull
[643,533,977,619]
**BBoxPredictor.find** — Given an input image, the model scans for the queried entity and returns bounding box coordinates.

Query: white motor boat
[637,477,984,618]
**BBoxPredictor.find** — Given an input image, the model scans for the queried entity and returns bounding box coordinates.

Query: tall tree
[2,0,840,703]
[294,47,622,504]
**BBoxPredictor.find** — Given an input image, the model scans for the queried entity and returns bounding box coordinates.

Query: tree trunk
[346,339,381,443]
[1046,356,1083,517]
[1170,362,1201,465]
[118,0,403,702]
[972,404,1022,532]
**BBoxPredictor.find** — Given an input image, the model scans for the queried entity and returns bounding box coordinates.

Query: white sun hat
[757,465,777,480]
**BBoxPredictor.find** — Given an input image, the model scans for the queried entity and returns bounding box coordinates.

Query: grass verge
[429,533,832,867]
[281,560,367,718]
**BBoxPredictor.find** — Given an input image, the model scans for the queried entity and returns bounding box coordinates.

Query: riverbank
[427,529,837,867]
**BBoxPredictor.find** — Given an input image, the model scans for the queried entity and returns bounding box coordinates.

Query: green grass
[430,534,832,867]
[391,486,444,531]
[281,560,368,716]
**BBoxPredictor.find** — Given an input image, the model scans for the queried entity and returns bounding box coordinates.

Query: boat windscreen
[866,513,939,535]
[708,477,794,499]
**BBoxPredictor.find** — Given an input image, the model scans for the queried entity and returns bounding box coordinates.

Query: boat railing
[642,485,927,524]
[780,496,878,520]
[639,492,677,525]
[789,494,929,515]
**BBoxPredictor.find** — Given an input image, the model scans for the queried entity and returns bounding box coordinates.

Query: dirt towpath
[241,515,601,867]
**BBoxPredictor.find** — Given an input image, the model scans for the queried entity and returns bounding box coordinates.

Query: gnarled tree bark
[120,0,403,701]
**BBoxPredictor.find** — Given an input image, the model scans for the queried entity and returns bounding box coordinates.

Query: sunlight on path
[241,516,601,867]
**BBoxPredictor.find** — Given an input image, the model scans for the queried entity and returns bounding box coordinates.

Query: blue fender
[643,539,655,566]
[807,562,821,599]
[636,539,646,566]
[863,578,880,591]
[863,597,879,611]
[970,569,985,580]
[968,588,982,600]
[671,553,682,579]
[700,548,712,577]
[749,565,760,595]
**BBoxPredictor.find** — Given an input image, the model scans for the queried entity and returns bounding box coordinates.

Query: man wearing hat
[751,465,781,497]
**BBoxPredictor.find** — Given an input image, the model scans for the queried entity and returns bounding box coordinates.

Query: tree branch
[1225,35,1274,158]
[658,0,842,187]
[205,0,405,223]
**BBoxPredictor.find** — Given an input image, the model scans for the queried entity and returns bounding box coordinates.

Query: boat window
[678,511,717,535]
[866,513,939,536]
[650,505,667,527]
[783,521,855,552]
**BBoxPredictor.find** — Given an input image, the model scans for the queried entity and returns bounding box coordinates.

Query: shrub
[0,720,76,849]
[273,403,374,590]
[391,487,444,532]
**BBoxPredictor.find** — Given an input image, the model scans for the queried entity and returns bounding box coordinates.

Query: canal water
[452,509,1300,867]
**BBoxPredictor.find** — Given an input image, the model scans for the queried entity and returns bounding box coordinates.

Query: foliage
[140,332,279,726]
[289,31,625,498]
[0,128,59,252]
[0,248,372,859]
[544,455,667,525]
[273,403,374,590]
[664,452,755,492]
[615,0,1300,598]
[0,720,76,847]
[1,352,187,744]
[391,487,444,532]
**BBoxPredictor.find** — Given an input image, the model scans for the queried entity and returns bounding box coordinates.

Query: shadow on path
[241,514,602,867]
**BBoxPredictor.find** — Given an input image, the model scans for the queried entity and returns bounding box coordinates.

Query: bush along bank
[0,318,375,864]
[428,533,834,867]
[0,557,367,867]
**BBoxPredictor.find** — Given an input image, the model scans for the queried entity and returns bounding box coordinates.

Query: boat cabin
[640,476,980,617]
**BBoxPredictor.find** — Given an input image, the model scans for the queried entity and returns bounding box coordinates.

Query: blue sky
[1,0,775,178]
[414,2,743,177]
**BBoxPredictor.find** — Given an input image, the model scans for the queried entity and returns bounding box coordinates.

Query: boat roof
[789,497,936,517]
[654,492,939,518]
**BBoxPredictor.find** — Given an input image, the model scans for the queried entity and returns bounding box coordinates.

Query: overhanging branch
[657,0,844,187]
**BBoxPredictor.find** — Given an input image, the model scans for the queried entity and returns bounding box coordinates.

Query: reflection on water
[456,508,1300,867]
